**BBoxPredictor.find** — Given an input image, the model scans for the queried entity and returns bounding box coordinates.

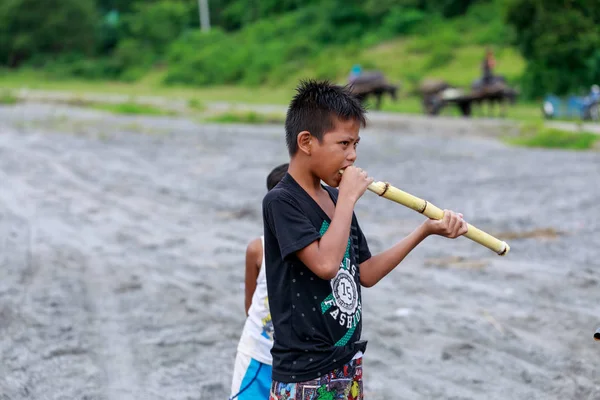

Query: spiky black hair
[284,79,367,156]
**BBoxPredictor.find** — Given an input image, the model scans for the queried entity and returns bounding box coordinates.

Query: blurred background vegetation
[0,0,598,105]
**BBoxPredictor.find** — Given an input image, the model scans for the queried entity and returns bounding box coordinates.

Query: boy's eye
[341,141,350,146]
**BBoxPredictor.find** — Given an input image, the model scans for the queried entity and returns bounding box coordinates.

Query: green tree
[0,0,98,67]
[505,0,600,98]
[120,1,191,56]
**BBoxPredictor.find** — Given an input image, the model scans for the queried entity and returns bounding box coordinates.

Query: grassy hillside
[1,0,538,118]
[2,1,523,88]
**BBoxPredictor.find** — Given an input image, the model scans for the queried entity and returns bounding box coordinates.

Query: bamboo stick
[366,180,509,256]
[339,168,510,255]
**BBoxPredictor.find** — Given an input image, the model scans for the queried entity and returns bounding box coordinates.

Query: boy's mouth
[339,165,353,174]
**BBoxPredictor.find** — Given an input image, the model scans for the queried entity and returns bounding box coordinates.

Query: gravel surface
[1,102,599,400]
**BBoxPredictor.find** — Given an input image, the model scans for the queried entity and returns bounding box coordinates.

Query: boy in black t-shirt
[263,80,468,399]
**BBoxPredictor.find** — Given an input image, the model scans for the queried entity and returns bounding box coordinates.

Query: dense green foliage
[0,0,98,67]
[506,123,600,150]
[0,0,597,99]
[505,0,600,97]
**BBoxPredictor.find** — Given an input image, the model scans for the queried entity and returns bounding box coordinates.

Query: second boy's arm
[360,211,468,288]
[244,238,262,316]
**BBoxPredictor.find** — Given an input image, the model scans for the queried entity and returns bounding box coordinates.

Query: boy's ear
[297,131,312,156]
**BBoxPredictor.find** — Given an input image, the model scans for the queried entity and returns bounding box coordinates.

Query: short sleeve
[265,197,321,260]
[355,219,371,264]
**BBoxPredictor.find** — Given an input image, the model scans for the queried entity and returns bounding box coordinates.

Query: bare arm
[296,196,356,280]
[296,166,373,280]
[360,210,468,288]
[360,224,429,287]
[244,238,262,315]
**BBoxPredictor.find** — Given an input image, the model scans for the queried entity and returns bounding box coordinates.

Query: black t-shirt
[262,173,371,382]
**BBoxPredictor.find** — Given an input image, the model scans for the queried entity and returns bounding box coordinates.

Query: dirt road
[1,102,599,399]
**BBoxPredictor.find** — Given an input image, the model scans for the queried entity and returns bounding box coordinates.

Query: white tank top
[236,236,273,364]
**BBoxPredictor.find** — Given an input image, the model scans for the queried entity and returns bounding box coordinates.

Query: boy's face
[311,117,361,188]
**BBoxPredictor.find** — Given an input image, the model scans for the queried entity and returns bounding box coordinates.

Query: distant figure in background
[348,64,362,84]
[482,47,496,86]
[590,84,600,101]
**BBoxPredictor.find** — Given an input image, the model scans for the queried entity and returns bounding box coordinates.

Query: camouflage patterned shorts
[269,356,363,400]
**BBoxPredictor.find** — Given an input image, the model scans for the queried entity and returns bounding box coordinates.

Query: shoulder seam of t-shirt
[264,195,299,224]
[265,188,300,209]
[265,190,322,259]
[264,191,298,233]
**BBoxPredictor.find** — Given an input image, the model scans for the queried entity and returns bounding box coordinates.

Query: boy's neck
[288,159,324,198]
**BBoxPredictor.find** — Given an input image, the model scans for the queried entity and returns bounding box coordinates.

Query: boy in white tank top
[229,163,289,400]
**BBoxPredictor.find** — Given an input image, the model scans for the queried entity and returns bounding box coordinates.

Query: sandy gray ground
[0,102,599,400]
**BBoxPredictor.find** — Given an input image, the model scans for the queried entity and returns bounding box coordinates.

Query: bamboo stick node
[339,170,510,256]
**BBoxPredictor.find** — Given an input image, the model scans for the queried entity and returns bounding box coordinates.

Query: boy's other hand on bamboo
[423,210,468,239]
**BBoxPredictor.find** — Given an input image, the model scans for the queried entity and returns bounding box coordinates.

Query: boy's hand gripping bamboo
[341,170,510,256]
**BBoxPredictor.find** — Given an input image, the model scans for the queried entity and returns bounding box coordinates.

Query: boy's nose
[347,148,357,162]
